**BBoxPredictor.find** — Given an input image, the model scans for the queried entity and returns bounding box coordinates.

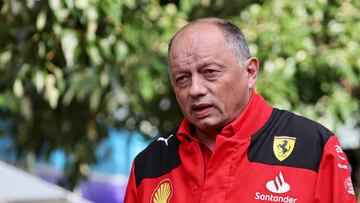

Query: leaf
[33,71,45,93]
[61,29,79,67]
[20,97,33,121]
[100,0,122,25]
[114,41,128,62]
[13,79,24,98]
[75,0,89,10]
[36,10,47,31]
[45,74,60,109]
[86,44,103,65]
[85,6,99,41]
[137,68,154,102]
[49,0,69,22]
[0,51,12,67]
[89,90,101,111]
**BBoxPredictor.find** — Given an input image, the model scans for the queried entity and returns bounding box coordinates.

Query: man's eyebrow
[198,59,224,68]
[171,70,188,76]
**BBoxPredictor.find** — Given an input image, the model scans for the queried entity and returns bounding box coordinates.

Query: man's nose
[189,76,207,98]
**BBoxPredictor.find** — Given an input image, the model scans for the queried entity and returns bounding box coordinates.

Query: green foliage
[233,0,360,129]
[0,0,359,190]
[0,0,185,189]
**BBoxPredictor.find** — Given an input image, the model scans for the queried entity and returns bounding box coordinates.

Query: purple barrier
[80,180,126,203]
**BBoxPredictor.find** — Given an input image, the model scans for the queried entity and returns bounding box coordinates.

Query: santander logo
[254,171,297,202]
[266,172,290,194]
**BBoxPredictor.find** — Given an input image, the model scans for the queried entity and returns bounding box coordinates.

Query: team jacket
[125,93,356,203]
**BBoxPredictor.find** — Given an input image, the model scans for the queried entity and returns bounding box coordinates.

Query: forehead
[169,23,226,58]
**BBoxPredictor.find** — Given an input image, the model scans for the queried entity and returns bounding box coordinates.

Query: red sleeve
[124,163,138,203]
[314,135,356,203]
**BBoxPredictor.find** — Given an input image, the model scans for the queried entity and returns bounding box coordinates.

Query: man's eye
[204,69,216,74]
[203,69,219,78]
[175,75,189,86]
[176,76,186,82]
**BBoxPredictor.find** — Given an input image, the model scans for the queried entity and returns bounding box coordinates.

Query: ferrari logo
[151,179,172,203]
[273,136,296,161]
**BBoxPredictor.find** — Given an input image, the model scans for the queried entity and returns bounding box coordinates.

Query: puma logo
[157,134,174,146]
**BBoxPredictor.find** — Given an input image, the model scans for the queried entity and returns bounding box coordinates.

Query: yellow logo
[273,136,296,161]
[151,179,172,203]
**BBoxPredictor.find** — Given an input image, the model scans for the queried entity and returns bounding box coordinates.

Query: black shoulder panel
[248,109,333,172]
[134,128,181,187]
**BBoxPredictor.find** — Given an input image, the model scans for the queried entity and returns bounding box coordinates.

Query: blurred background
[0,0,359,202]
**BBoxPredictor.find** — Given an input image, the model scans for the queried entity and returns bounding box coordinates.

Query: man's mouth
[191,103,212,118]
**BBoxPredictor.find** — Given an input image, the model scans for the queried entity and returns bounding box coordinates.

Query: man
[125,18,356,202]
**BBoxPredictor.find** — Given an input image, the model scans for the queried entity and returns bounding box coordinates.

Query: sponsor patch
[337,163,349,170]
[151,179,172,203]
[335,145,346,161]
[273,136,296,161]
[344,177,355,195]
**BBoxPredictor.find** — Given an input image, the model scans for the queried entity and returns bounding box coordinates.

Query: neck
[193,127,221,150]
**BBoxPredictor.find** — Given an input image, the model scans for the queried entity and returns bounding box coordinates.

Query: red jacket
[125,93,356,203]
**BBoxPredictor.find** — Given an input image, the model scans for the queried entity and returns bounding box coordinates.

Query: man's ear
[245,57,259,89]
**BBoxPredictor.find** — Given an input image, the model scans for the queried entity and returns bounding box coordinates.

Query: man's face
[169,23,256,132]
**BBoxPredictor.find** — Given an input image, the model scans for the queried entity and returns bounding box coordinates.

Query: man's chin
[192,118,224,132]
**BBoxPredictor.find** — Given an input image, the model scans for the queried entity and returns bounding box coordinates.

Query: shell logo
[151,179,172,203]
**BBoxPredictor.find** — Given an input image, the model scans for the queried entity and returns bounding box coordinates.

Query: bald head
[168,18,251,65]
